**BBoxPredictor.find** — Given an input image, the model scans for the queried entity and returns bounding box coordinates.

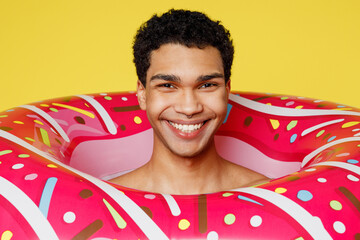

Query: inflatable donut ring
[0,91,360,240]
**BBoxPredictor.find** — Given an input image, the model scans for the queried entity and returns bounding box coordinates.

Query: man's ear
[226,79,231,96]
[137,80,147,110]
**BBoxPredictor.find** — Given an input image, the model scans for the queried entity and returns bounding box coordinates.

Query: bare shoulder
[108,167,147,189]
[223,160,270,188]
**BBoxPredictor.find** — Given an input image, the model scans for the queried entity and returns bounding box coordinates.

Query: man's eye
[200,83,217,88]
[159,83,174,88]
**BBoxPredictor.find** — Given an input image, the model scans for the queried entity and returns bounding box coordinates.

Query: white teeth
[168,121,204,133]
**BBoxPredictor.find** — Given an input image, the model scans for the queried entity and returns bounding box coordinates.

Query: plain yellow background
[1,0,359,111]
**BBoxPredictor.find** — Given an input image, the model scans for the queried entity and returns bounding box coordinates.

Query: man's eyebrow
[197,73,224,82]
[150,74,180,82]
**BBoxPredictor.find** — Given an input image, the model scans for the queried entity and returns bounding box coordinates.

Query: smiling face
[137,43,230,158]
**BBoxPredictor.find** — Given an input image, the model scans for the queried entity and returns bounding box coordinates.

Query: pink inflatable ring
[0,91,360,239]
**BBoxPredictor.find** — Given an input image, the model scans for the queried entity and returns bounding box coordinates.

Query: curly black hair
[133,9,234,87]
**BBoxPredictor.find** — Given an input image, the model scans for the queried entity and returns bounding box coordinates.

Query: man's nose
[174,90,203,117]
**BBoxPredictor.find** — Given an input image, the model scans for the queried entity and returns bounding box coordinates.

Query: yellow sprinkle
[0,115,8,118]
[334,108,353,111]
[25,137,35,142]
[1,230,13,240]
[266,103,272,105]
[270,119,280,130]
[287,120,298,131]
[34,120,44,125]
[342,121,360,128]
[224,213,236,225]
[295,237,304,240]
[275,187,287,194]
[178,219,190,230]
[40,104,49,107]
[316,130,325,137]
[134,116,142,124]
[39,128,51,147]
[222,193,234,197]
[295,105,303,109]
[13,121,24,124]
[84,103,90,108]
[52,103,95,118]
[103,199,127,229]
[47,164,58,168]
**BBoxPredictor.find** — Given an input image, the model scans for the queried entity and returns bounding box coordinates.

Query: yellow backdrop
[1,0,359,111]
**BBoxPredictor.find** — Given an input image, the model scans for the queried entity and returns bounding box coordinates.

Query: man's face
[137,43,230,158]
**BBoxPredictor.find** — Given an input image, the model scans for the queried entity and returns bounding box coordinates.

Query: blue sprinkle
[327,136,336,142]
[39,177,58,218]
[223,103,233,124]
[337,105,346,108]
[238,195,263,206]
[290,134,297,143]
[347,159,359,164]
[297,190,313,202]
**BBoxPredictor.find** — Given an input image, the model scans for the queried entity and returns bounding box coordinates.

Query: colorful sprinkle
[39,177,58,217]
[275,187,287,194]
[144,194,156,200]
[18,154,30,158]
[274,133,279,141]
[79,189,93,199]
[25,137,35,142]
[13,121,24,124]
[222,193,233,197]
[317,178,327,183]
[100,93,107,96]
[304,168,316,172]
[12,163,24,169]
[336,153,350,157]
[207,231,219,240]
[347,159,359,164]
[330,200,342,211]
[40,104,49,107]
[134,116,142,124]
[25,173,38,180]
[49,108,58,112]
[121,97,128,101]
[34,120,44,125]
[72,219,103,239]
[297,190,313,202]
[0,127,13,131]
[287,120,298,131]
[104,96,112,100]
[327,136,336,142]
[316,130,325,137]
[295,105,303,109]
[250,215,262,227]
[224,213,236,225]
[1,230,13,240]
[63,211,76,223]
[270,119,280,130]
[74,116,85,124]
[237,195,263,205]
[290,134,297,143]
[52,103,95,118]
[244,116,253,127]
[347,174,359,182]
[103,198,127,229]
[333,221,346,234]
[285,101,295,106]
[280,97,288,100]
[47,164,58,168]
[342,121,360,128]
[223,103,232,124]
[0,115,8,118]
[0,150,12,156]
[178,219,190,230]
[130,203,147,217]
[39,128,51,147]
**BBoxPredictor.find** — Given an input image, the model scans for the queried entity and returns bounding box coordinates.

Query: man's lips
[167,120,208,133]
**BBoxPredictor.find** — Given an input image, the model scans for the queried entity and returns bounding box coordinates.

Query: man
[110,9,269,194]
